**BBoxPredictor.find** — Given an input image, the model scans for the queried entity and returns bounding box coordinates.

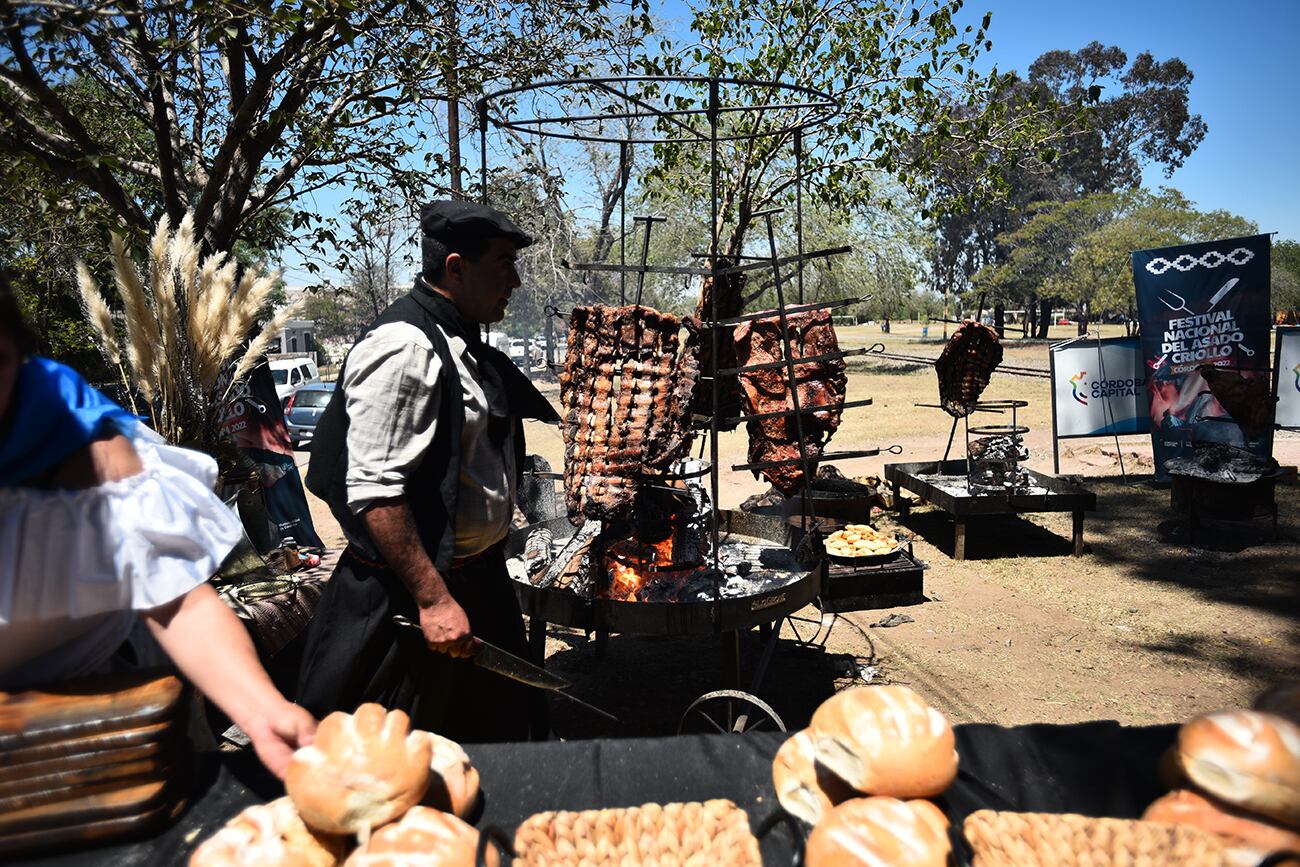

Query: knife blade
[391,616,620,722]
[1207,277,1239,311]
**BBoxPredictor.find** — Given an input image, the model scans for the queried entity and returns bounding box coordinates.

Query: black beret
[419,200,533,248]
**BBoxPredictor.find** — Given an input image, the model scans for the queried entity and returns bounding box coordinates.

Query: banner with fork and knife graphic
[1133,234,1273,479]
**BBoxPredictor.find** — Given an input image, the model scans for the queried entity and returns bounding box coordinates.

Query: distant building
[270,318,315,356]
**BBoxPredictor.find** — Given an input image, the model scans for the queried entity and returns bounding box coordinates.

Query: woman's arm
[143,584,316,778]
[47,432,143,488]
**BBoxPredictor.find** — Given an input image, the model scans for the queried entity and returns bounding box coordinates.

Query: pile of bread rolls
[190,704,486,867]
[772,684,958,867]
[1142,682,1300,866]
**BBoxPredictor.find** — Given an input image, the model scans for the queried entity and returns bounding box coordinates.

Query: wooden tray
[0,673,183,750]
[0,778,176,836]
[0,721,172,769]
[0,754,170,805]
[0,792,185,858]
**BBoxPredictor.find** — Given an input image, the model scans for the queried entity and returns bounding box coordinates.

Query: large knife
[391,615,619,722]
[1207,277,1239,311]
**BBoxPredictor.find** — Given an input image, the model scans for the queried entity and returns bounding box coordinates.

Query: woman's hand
[240,701,318,779]
[145,584,318,779]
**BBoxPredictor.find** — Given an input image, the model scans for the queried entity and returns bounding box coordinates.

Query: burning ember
[605,535,676,601]
[509,470,808,604]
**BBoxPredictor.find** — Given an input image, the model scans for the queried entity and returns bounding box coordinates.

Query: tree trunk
[1037,297,1052,339]
[445,4,461,197]
[993,302,1005,339]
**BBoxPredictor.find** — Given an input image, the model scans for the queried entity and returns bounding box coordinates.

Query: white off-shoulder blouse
[0,424,242,689]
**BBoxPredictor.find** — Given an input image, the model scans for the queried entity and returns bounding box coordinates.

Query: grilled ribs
[935,321,1003,417]
[734,307,847,494]
[1197,365,1277,439]
[560,305,701,523]
[691,260,745,428]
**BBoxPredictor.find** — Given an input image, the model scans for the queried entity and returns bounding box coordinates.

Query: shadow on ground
[896,508,1077,560]
[1085,477,1300,623]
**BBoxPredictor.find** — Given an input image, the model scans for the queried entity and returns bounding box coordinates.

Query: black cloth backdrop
[13,723,1178,866]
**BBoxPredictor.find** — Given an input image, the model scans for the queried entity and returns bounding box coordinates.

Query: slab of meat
[691,260,746,428]
[1197,365,1276,439]
[559,305,701,523]
[734,308,846,494]
[935,321,1002,417]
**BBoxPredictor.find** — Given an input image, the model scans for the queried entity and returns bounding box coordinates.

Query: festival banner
[219,363,323,550]
[1133,234,1273,479]
[1048,337,1150,471]
[1276,327,1300,430]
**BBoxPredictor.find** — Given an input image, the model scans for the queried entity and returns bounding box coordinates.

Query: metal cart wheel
[784,605,836,650]
[677,689,787,735]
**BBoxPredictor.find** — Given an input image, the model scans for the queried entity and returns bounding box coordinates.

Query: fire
[604,535,675,601]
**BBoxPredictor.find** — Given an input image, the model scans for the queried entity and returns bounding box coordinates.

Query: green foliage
[0,0,640,265]
[933,42,1207,305]
[976,188,1257,317]
[1027,42,1207,192]
[641,0,1067,257]
[1273,239,1300,314]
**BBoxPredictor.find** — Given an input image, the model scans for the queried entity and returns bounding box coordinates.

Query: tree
[643,0,1068,259]
[1273,239,1300,316]
[978,188,1256,333]
[0,0,636,263]
[1028,42,1207,194]
[932,42,1207,335]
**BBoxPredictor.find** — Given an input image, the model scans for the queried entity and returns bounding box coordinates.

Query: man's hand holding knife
[361,496,475,657]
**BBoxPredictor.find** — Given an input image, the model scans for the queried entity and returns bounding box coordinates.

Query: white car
[268,355,322,404]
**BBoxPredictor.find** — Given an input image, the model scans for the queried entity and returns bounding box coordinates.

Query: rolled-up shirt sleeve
[342,322,443,513]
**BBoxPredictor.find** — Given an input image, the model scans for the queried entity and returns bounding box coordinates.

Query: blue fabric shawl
[0,357,138,487]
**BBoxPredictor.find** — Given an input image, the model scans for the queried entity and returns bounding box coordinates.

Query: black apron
[296,283,557,740]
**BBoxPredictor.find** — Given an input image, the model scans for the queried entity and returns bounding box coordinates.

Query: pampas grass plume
[75,261,121,367]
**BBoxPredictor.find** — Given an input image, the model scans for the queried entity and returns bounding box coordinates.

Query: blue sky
[953,0,1300,242]
[280,0,1300,283]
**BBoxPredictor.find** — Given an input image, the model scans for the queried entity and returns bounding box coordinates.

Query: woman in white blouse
[0,278,315,778]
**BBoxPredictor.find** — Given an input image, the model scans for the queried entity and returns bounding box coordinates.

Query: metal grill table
[818,547,928,613]
[884,460,1097,561]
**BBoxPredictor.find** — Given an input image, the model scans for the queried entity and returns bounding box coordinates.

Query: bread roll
[421,732,480,819]
[1144,789,1300,867]
[1256,683,1300,726]
[287,704,433,835]
[1175,710,1300,828]
[344,806,492,867]
[772,729,855,825]
[810,685,958,798]
[189,797,346,867]
[804,797,950,867]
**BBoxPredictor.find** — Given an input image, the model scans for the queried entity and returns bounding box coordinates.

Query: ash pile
[967,434,1030,495]
[1166,444,1279,484]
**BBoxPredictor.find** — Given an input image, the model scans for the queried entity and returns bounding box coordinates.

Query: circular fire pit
[505,510,820,636]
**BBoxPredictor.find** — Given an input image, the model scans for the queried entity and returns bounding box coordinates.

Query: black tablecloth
[15,721,1178,866]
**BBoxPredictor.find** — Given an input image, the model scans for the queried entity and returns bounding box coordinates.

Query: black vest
[307,284,558,572]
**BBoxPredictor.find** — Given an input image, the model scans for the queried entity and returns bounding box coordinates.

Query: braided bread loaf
[513,799,760,867]
[963,810,1226,867]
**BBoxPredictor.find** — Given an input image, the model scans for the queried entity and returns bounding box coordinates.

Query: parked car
[283,382,335,449]
[269,355,321,404]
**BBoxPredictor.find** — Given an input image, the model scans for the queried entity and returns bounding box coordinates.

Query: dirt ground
[296,321,1300,738]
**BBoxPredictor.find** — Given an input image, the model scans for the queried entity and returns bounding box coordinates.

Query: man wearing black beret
[298,200,558,741]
